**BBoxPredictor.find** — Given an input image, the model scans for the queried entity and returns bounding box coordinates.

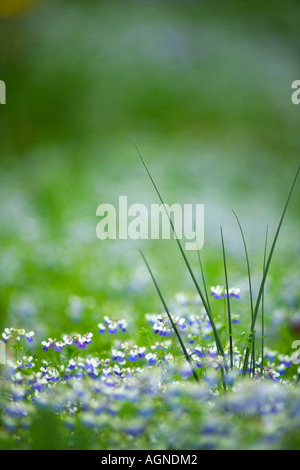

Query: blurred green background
[0,0,299,351]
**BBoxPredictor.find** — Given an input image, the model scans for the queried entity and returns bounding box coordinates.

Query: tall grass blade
[261,225,268,375]
[232,211,255,376]
[220,228,233,369]
[196,245,211,311]
[140,251,200,384]
[242,166,300,375]
[232,211,254,319]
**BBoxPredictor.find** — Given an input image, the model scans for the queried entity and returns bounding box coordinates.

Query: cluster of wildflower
[257,349,296,380]
[2,328,35,344]
[17,356,35,370]
[2,345,300,450]
[110,341,177,368]
[145,353,158,366]
[146,311,217,342]
[1,290,300,450]
[42,332,93,352]
[151,341,171,352]
[66,357,104,378]
[146,313,187,337]
[189,345,220,368]
[186,314,215,339]
[98,316,128,334]
[210,286,240,299]
[111,342,146,364]
[63,332,93,349]
[42,338,65,352]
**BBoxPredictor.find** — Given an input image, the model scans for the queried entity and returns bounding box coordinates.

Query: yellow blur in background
[0,0,36,17]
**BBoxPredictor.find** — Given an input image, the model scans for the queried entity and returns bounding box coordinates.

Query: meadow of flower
[0,165,299,451]
[1,290,300,450]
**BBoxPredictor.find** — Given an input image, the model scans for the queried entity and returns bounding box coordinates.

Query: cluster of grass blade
[136,140,299,382]
[135,141,227,371]
[240,166,299,375]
